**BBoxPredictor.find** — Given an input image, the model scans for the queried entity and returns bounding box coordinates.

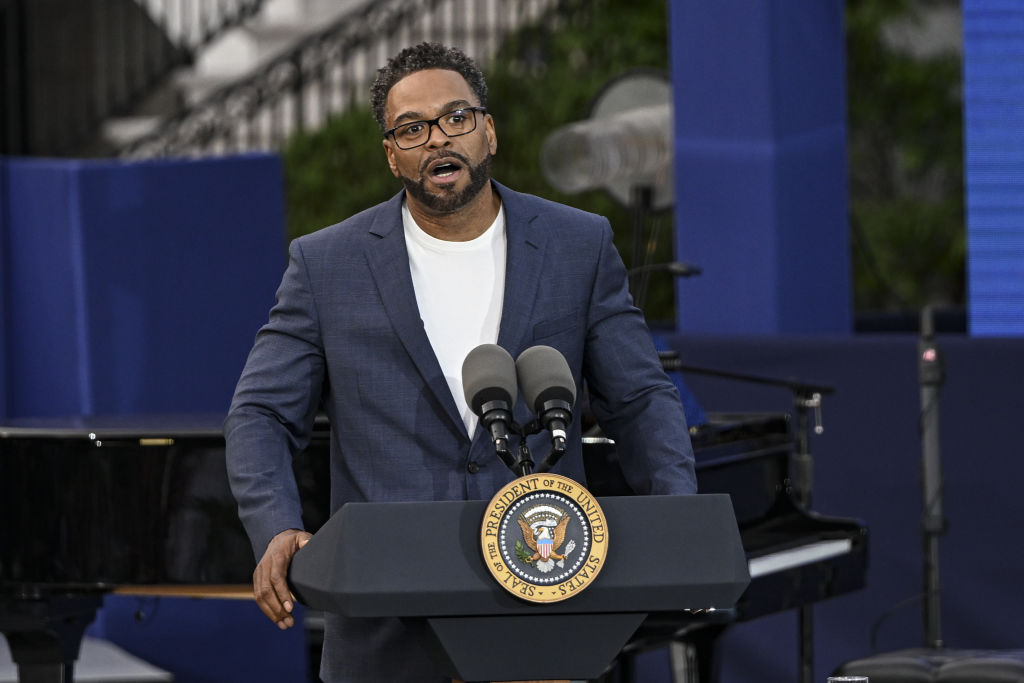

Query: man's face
[382,69,498,215]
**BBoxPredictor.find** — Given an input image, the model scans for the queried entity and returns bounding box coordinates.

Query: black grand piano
[0,411,866,682]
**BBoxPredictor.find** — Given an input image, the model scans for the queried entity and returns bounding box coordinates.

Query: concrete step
[103,115,166,148]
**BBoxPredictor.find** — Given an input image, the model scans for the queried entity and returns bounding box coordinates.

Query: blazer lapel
[465,183,548,464]
[363,193,468,438]
[495,183,546,358]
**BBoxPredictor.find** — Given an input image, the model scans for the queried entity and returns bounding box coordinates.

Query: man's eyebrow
[393,110,425,125]
[392,100,475,125]
[440,99,474,113]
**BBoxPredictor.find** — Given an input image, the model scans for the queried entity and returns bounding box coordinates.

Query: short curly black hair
[370,42,488,134]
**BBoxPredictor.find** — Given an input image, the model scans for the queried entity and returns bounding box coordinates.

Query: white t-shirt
[402,202,507,437]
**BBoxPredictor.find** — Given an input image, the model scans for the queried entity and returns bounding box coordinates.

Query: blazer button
[466,461,480,474]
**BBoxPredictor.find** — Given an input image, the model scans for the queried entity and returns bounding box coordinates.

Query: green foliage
[845,0,965,310]
[282,106,396,242]
[515,539,535,566]
[852,198,964,307]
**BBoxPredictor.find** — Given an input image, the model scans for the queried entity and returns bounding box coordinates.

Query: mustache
[420,151,470,174]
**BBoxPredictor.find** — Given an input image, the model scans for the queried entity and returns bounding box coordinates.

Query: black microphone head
[515,345,576,412]
[462,344,518,416]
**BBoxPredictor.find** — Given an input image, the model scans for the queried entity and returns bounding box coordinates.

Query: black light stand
[832,306,1024,680]
[624,185,701,317]
[918,306,946,649]
[628,184,656,310]
[793,387,825,683]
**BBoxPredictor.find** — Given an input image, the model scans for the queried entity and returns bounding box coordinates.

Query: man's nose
[424,121,452,147]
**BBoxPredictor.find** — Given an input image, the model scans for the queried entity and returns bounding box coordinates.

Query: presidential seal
[480,473,608,603]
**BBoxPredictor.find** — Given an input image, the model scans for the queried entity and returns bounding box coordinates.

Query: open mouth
[427,158,464,181]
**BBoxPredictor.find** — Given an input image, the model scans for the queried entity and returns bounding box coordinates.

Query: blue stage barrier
[2,155,284,418]
[90,596,309,683]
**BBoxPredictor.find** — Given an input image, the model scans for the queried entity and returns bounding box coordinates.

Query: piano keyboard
[748,538,854,579]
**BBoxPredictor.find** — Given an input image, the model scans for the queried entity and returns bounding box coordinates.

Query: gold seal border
[480,473,609,604]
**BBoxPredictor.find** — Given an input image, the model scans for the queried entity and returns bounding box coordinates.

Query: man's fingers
[255,580,295,629]
[252,529,308,627]
[269,562,295,617]
[254,565,287,624]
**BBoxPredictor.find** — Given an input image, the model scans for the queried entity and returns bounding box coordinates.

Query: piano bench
[835,647,1024,682]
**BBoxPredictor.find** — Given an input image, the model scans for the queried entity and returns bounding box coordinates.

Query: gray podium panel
[289,493,748,681]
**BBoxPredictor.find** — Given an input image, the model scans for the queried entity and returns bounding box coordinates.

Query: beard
[400,151,492,214]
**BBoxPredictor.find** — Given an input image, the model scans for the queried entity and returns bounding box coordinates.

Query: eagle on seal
[518,515,571,562]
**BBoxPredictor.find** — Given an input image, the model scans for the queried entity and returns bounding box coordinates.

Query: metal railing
[137,0,265,52]
[120,0,557,159]
[1,0,265,156]
[92,0,267,120]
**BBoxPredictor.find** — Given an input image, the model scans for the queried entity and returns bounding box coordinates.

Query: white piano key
[747,539,853,578]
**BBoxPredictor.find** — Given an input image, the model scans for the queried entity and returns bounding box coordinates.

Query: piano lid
[0,413,227,440]
[1,415,254,588]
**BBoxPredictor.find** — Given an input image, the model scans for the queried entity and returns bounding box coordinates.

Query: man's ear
[484,115,497,155]
[383,139,400,178]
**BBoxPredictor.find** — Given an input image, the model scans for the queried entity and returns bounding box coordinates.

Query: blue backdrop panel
[964,1,1024,336]
[650,335,1024,683]
[669,0,850,334]
[89,596,308,683]
[3,155,284,417]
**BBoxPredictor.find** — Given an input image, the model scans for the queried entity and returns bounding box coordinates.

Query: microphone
[515,345,576,472]
[462,344,519,472]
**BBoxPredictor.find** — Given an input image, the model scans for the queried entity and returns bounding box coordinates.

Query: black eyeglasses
[384,106,486,150]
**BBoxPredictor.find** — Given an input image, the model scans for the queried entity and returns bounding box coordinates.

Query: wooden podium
[289,494,749,681]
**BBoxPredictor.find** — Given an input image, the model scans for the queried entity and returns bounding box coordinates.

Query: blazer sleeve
[582,220,698,495]
[224,238,326,558]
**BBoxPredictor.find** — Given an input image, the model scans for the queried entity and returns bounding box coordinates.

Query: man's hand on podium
[253,528,312,630]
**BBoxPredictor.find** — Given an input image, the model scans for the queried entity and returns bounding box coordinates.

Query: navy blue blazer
[225,181,696,681]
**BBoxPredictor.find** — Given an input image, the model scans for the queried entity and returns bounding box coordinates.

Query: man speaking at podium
[225,42,696,682]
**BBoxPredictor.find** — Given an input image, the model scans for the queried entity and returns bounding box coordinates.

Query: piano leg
[799,605,813,683]
[12,662,67,683]
[669,641,698,682]
[0,594,103,683]
[674,625,727,683]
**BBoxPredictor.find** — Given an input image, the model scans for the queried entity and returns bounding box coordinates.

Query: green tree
[282,101,395,242]
[846,0,965,311]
